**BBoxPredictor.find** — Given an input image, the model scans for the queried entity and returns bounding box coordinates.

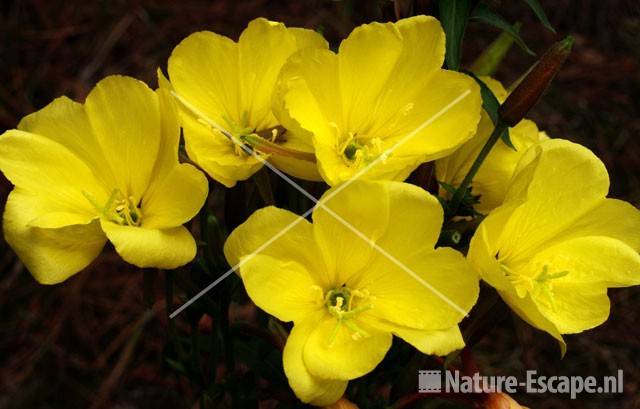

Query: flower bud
[484,393,529,409]
[499,36,573,126]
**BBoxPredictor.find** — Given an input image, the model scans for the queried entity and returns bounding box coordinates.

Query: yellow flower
[468,139,640,352]
[0,75,208,284]
[224,180,479,405]
[165,18,328,187]
[435,77,548,214]
[275,15,481,186]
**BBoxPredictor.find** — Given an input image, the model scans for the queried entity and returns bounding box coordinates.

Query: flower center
[83,189,142,226]
[322,286,374,346]
[501,263,568,310]
[327,122,390,168]
[338,133,389,167]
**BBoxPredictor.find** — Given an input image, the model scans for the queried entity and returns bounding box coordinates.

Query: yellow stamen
[323,286,373,347]
[501,263,569,310]
[84,188,142,226]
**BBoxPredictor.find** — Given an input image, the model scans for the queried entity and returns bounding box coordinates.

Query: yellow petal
[283,316,348,406]
[535,283,611,334]
[3,189,106,284]
[350,247,478,330]
[151,70,182,182]
[267,150,323,182]
[265,125,322,181]
[544,198,640,252]
[393,325,465,356]
[499,288,566,353]
[141,164,208,229]
[223,206,327,278]
[312,180,449,286]
[28,211,97,229]
[276,47,341,138]
[312,181,390,285]
[181,113,263,187]
[168,30,240,127]
[385,69,481,159]
[289,27,329,50]
[498,139,610,263]
[239,18,326,130]
[303,315,392,380]
[0,129,106,223]
[531,236,640,287]
[338,21,402,132]
[375,15,446,109]
[17,96,116,187]
[467,205,520,292]
[85,75,161,198]
[375,181,443,257]
[239,254,323,323]
[470,119,543,213]
[275,47,340,183]
[100,221,196,269]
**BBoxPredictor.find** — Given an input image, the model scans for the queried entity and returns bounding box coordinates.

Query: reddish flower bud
[499,36,573,126]
[484,392,529,409]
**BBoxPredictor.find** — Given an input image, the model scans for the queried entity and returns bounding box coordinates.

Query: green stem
[447,121,508,217]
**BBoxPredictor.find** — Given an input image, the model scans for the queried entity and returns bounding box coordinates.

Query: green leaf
[500,128,515,150]
[471,3,535,56]
[465,71,516,150]
[523,0,556,33]
[438,0,472,71]
[438,181,458,195]
[465,71,500,123]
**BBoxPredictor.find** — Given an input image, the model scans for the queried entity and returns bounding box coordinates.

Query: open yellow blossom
[275,15,481,186]
[468,139,640,352]
[165,18,328,187]
[435,77,548,214]
[0,75,208,284]
[224,180,479,405]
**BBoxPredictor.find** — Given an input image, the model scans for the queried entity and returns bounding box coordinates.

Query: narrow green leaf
[471,3,536,56]
[465,71,500,124]
[465,71,516,150]
[438,181,458,195]
[500,128,515,150]
[523,0,556,33]
[438,0,472,71]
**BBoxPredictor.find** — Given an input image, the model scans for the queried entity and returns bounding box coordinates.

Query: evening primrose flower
[435,77,548,214]
[468,139,640,352]
[0,75,208,284]
[165,18,328,187]
[275,15,481,186]
[224,180,479,405]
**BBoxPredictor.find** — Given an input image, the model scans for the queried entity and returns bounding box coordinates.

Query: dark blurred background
[0,1,639,408]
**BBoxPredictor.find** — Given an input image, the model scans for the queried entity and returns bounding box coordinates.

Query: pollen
[501,263,569,310]
[338,131,389,167]
[84,189,143,226]
[323,286,373,346]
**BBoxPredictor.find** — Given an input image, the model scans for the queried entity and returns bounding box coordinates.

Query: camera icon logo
[419,370,442,393]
